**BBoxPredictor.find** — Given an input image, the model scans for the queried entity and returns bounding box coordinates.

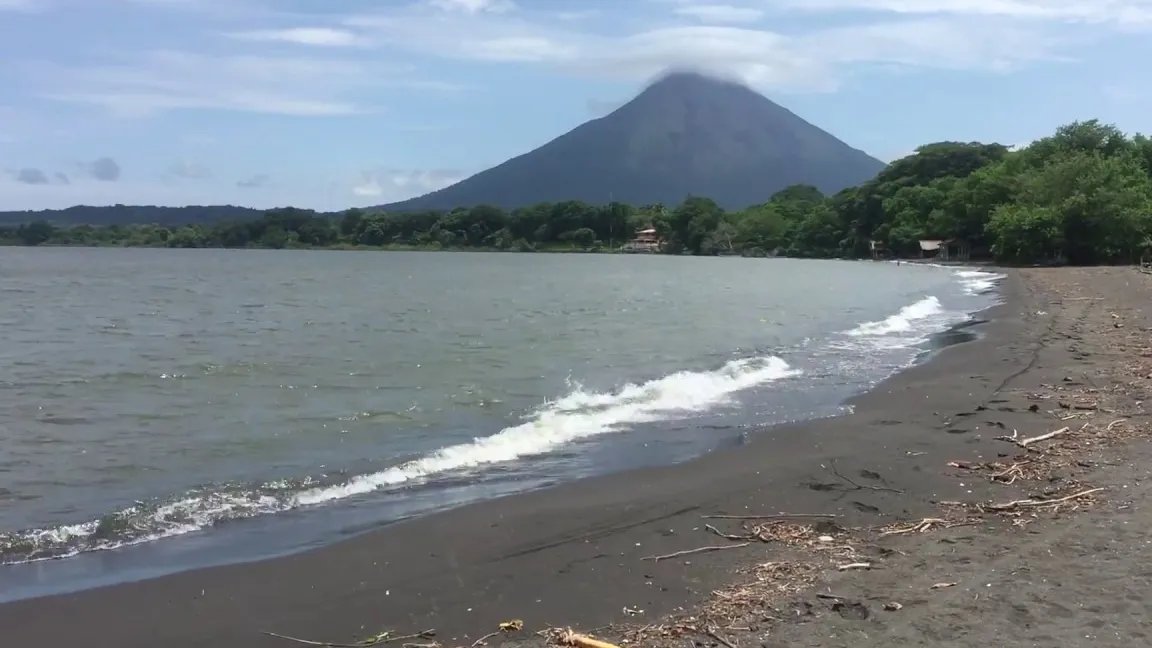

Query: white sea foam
[845,296,945,337]
[293,355,799,506]
[954,269,1006,295]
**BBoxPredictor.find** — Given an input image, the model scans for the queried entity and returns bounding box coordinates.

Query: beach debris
[996,426,1069,448]
[553,628,622,648]
[472,620,526,647]
[878,517,976,537]
[882,602,903,611]
[262,628,436,648]
[984,487,1105,512]
[930,582,957,590]
[705,627,738,648]
[703,519,845,549]
[836,562,872,571]
[641,542,750,562]
[701,513,838,520]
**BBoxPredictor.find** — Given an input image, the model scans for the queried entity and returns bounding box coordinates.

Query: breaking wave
[1,355,799,563]
[845,296,945,337]
[954,269,1005,295]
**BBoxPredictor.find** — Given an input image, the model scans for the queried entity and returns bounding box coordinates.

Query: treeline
[4,120,1152,264]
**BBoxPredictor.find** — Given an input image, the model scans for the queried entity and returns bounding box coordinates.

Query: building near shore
[621,226,662,253]
[918,238,970,261]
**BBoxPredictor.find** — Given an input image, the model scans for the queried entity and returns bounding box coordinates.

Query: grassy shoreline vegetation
[5,120,1152,265]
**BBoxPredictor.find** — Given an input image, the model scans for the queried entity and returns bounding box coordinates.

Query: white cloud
[0,0,38,11]
[800,17,1067,71]
[673,4,765,23]
[427,0,515,14]
[225,27,368,47]
[463,36,577,61]
[771,0,1152,25]
[17,50,427,116]
[342,1,1083,92]
[351,168,467,200]
[556,10,598,20]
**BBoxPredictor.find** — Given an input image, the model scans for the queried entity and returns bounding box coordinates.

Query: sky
[1,0,1151,212]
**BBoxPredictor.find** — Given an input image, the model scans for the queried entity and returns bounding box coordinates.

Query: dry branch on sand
[543,560,820,647]
[698,561,821,625]
[263,629,436,648]
[641,543,749,562]
[702,513,838,520]
[878,517,978,537]
[996,426,1069,448]
[937,485,1106,527]
[983,487,1105,512]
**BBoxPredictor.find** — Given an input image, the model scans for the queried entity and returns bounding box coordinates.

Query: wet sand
[3,267,1151,648]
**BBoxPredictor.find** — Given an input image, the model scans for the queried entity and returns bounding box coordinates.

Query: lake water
[0,248,1003,600]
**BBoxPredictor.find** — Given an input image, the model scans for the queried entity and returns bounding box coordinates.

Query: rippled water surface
[0,248,1002,598]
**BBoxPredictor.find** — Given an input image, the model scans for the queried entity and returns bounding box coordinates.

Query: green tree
[18,220,55,245]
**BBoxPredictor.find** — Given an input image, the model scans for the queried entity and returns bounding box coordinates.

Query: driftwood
[263,629,435,648]
[996,426,1069,448]
[702,513,838,520]
[560,631,621,648]
[986,488,1104,511]
[879,518,977,536]
[642,543,750,562]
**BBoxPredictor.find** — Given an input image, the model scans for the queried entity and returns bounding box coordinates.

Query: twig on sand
[262,629,435,648]
[837,562,872,571]
[705,524,748,541]
[706,627,738,648]
[702,513,839,520]
[996,426,1069,448]
[824,461,905,494]
[471,633,501,648]
[986,488,1104,511]
[879,518,977,536]
[1018,426,1069,447]
[470,620,524,648]
[642,543,750,562]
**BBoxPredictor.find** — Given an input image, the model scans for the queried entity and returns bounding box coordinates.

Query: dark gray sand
[3,267,1151,648]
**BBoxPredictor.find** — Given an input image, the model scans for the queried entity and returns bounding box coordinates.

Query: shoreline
[0,272,1025,647]
[2,242,1003,265]
[0,279,997,603]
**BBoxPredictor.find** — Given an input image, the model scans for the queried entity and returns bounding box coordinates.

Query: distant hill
[0,205,266,227]
[382,70,887,212]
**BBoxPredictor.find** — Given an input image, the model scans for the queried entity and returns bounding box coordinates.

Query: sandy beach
[2,266,1151,648]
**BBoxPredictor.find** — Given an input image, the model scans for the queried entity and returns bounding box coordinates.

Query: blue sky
[1,0,1150,212]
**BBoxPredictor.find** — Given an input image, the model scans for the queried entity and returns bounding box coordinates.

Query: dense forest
[4,120,1152,264]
